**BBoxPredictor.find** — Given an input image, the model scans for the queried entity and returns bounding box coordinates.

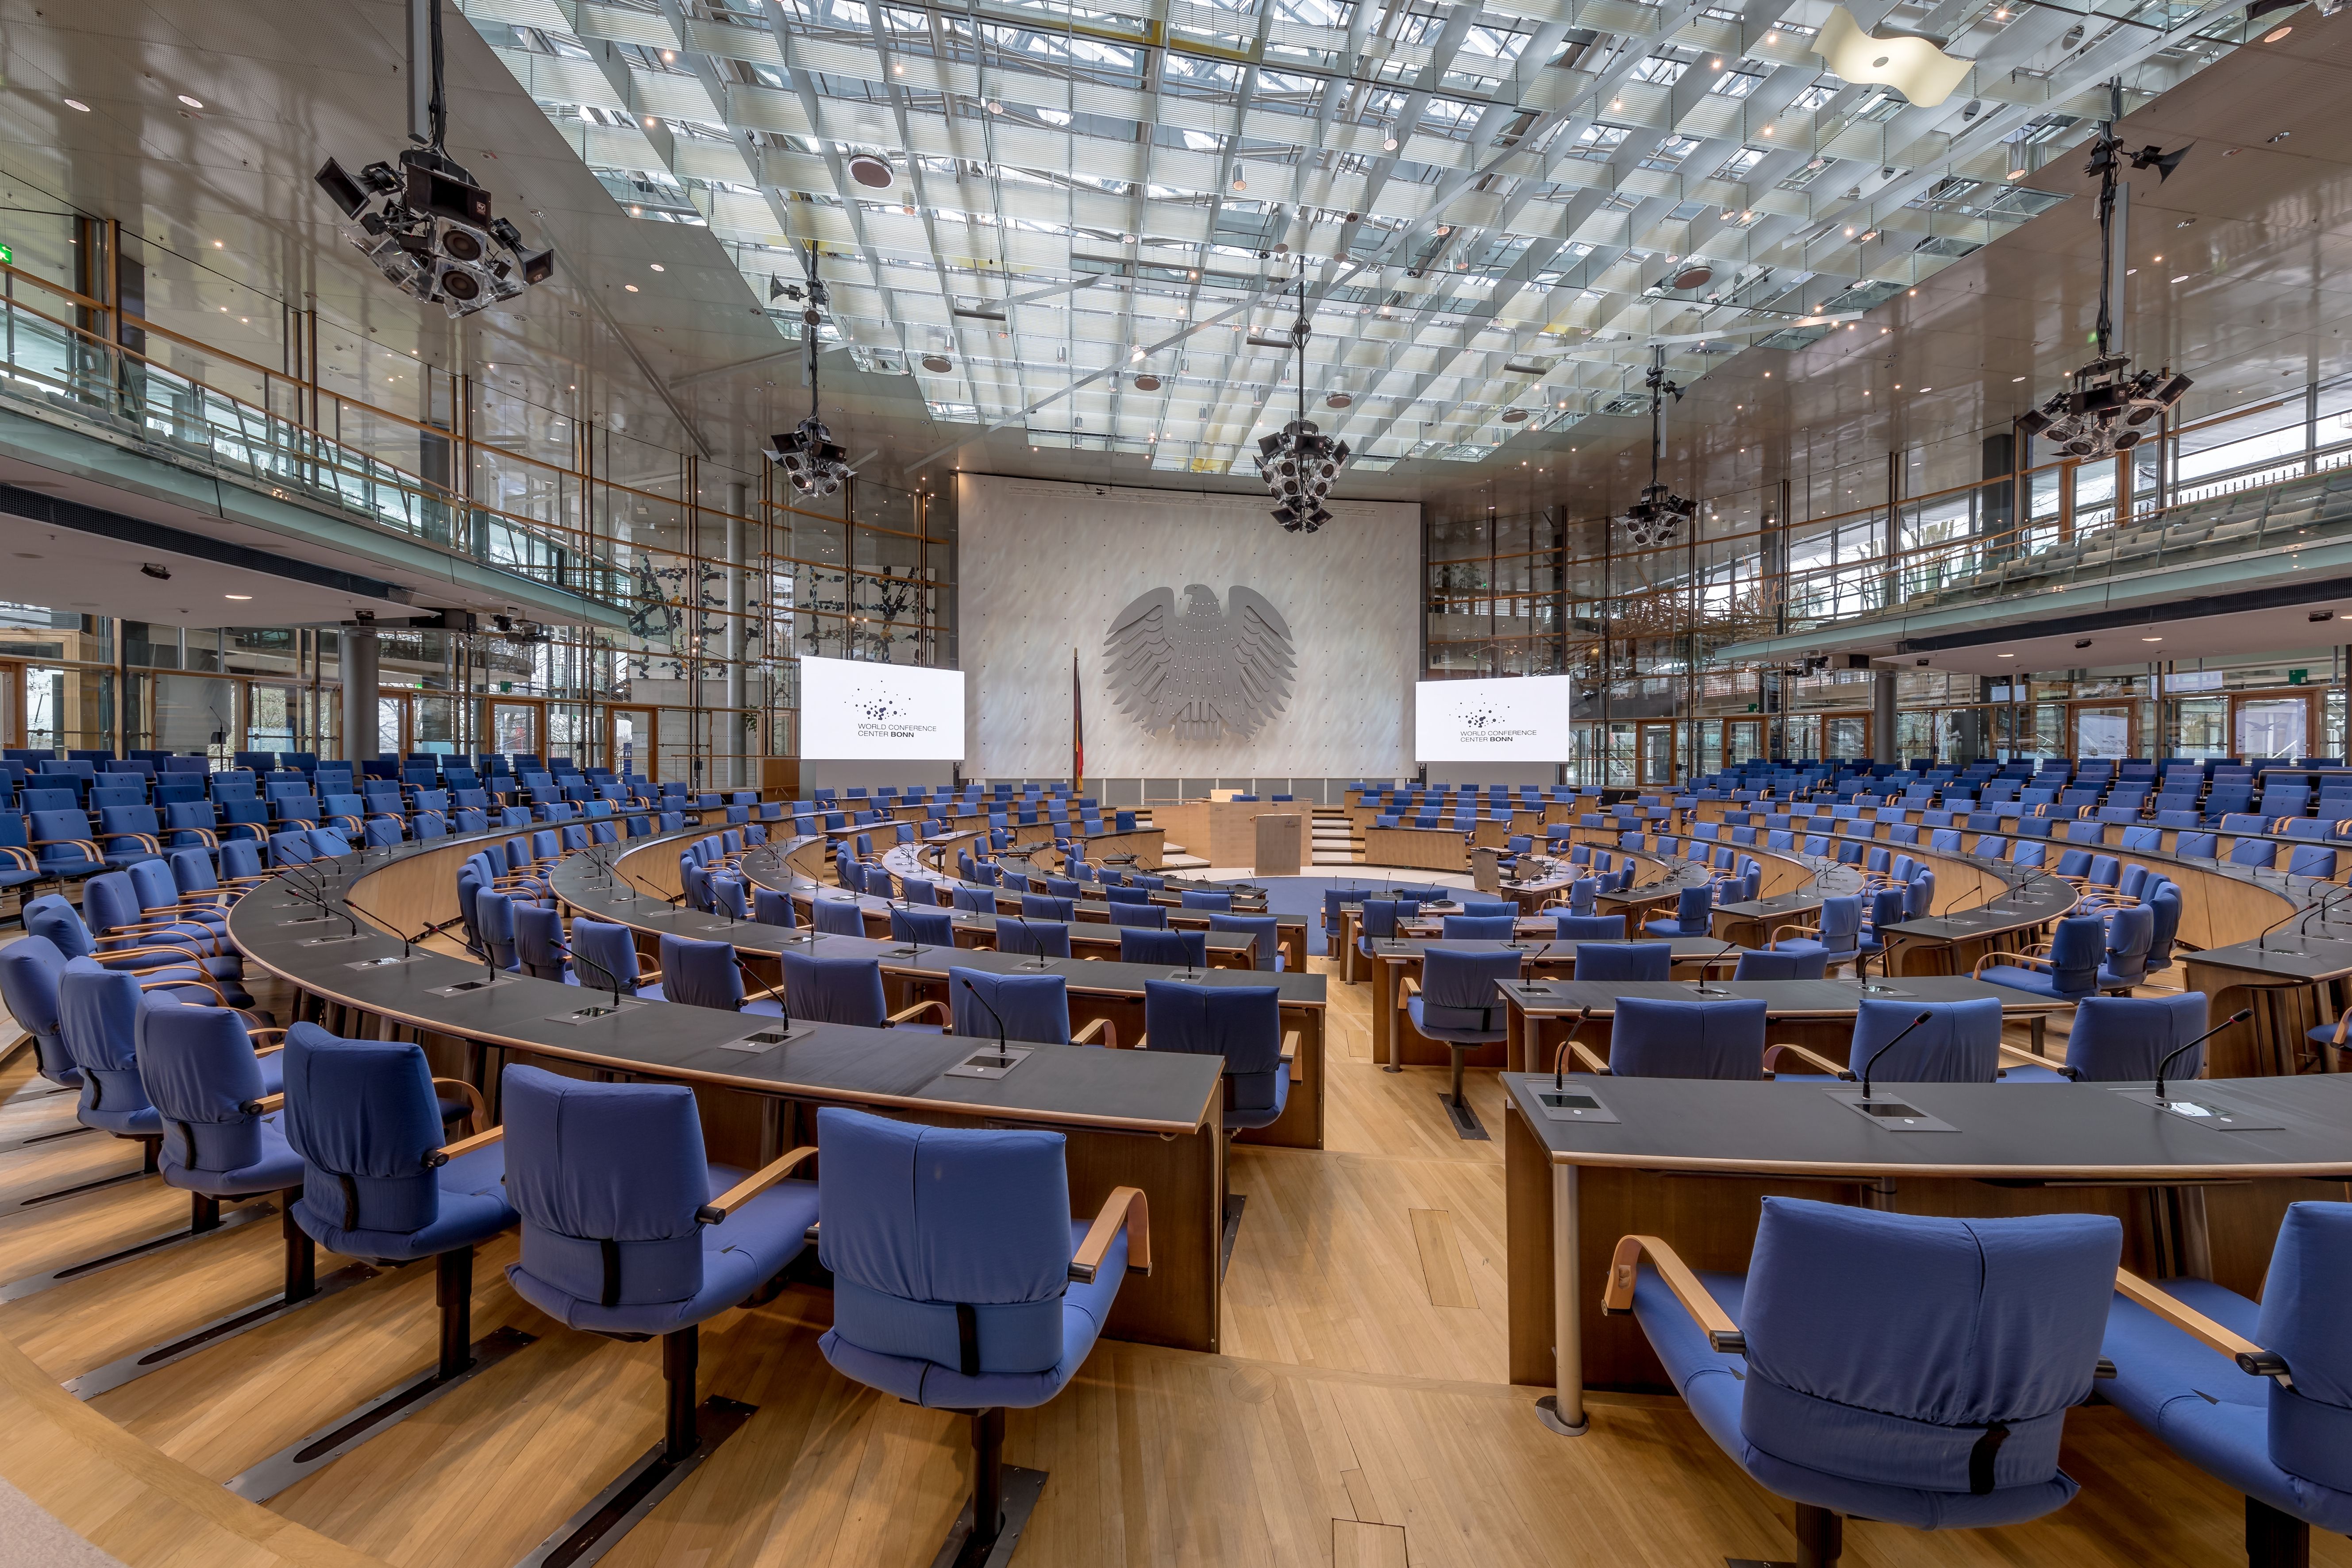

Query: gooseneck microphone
[2153,1008,2253,1103]
[731,955,793,1022]
[1551,1005,1595,1091]
[1691,937,1742,997]
[961,975,1009,1056]
[1857,1009,1936,1102]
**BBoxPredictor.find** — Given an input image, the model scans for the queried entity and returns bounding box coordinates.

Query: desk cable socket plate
[427,974,516,998]
[1530,1083,1619,1123]
[346,954,426,971]
[716,1022,811,1053]
[945,1044,1032,1079]
[2109,1088,2286,1131]
[1821,1087,1958,1132]
[548,999,651,1025]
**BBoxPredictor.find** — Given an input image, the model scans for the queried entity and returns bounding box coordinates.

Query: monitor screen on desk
[801,655,966,760]
[1414,674,1574,761]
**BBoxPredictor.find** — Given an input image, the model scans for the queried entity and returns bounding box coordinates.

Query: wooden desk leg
[1535,1160,1586,1436]
[1379,957,1401,1072]
[1506,1003,1525,1074]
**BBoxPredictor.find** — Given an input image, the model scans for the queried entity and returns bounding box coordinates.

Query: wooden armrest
[1399,976,1420,998]
[432,1125,506,1163]
[433,1077,489,1129]
[239,1091,285,1115]
[1070,1186,1151,1281]
[136,977,225,1004]
[697,1144,818,1223]
[888,998,951,1026]
[252,1042,284,1059]
[636,964,664,983]
[1073,1016,1119,1049]
[1569,1040,1610,1074]
[1281,1028,1301,1081]
[248,1026,287,1040]
[1600,1234,1744,1352]
[2114,1267,2291,1383]
[1768,921,1818,944]
[1763,1041,1847,1076]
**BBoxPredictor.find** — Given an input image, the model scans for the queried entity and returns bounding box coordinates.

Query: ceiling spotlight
[847,152,894,188]
[1133,373,1162,391]
[2264,24,2293,40]
[920,353,954,373]
[1383,136,1399,150]
[63,98,89,112]
[139,562,172,581]
[224,593,252,601]
[768,416,852,498]
[1232,177,1247,191]
[1255,272,1348,535]
[986,99,1004,113]
[1670,263,1713,290]
[1326,391,1352,409]
[1501,408,1527,423]
[177,94,204,109]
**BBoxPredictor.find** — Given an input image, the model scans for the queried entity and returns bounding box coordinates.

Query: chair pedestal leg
[192,1192,221,1234]
[1791,1502,1842,1568]
[1439,1047,1490,1141]
[437,1246,475,1381]
[662,1325,699,1461]
[281,1196,315,1302]
[970,1408,1005,1554]
[2247,1496,2311,1568]
[935,1406,1045,1568]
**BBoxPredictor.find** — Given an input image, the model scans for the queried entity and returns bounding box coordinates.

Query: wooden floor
[0,953,2334,1568]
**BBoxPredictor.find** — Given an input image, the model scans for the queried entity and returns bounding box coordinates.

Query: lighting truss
[1620,347,1693,549]
[768,242,855,499]
[1255,274,1349,532]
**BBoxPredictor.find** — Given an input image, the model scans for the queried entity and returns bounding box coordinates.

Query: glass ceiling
[460,0,2269,475]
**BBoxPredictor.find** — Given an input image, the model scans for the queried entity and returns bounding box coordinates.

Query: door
[2071,702,2136,759]
[608,705,657,785]
[1723,718,1765,767]
[1822,712,1871,761]
[487,699,542,761]
[1635,720,1677,787]
[0,661,23,750]
[2233,693,2314,761]
[375,693,410,759]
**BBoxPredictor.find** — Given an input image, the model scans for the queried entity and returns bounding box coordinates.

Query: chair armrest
[1073,1016,1119,1049]
[697,1145,818,1223]
[1996,1040,2076,1076]
[0,846,34,871]
[136,976,228,1005]
[1568,1040,1610,1074]
[1070,1186,1151,1281]
[888,998,951,1026]
[433,1076,489,1129]
[238,1091,285,1115]
[1971,950,2053,977]
[1281,1028,1300,1081]
[636,964,664,983]
[33,836,104,860]
[248,1027,288,1040]
[1600,1234,1744,1352]
[1763,1041,1847,1077]
[2114,1267,2292,1383]
[1399,976,1421,999]
[1768,921,1819,944]
[430,1125,506,1164]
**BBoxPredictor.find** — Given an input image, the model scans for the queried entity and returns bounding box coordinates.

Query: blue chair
[1645,883,1713,938]
[2005,992,2209,1083]
[1552,913,1626,941]
[1610,1198,2119,1566]
[2096,903,2155,992]
[1404,947,1523,1136]
[948,967,1111,1048]
[813,898,870,938]
[1772,894,1861,969]
[2099,1200,2352,1567]
[658,933,788,1016]
[1733,948,1828,981]
[1594,995,1770,1079]
[567,918,663,1000]
[473,890,521,972]
[1441,914,1518,939]
[27,894,227,1003]
[513,904,575,983]
[1854,885,1908,982]
[1106,901,1167,929]
[500,1065,817,1541]
[1140,979,1288,1132]
[997,917,1072,959]
[1813,995,2004,1083]
[0,935,81,1094]
[1020,893,1076,922]
[890,905,956,947]
[1208,912,1282,971]
[1459,898,1517,918]
[1179,890,1233,912]
[1975,915,2106,1004]
[814,1106,1145,1567]
[1574,942,1672,983]
[778,951,947,1029]
[952,885,997,916]
[1117,926,1204,967]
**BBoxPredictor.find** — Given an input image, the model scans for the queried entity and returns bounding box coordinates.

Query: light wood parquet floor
[0,949,2332,1568]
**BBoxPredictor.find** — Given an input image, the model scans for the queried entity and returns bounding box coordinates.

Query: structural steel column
[341,624,379,763]
[1873,668,1898,764]
[725,481,747,789]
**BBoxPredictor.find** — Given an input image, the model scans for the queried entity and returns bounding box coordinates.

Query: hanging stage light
[315,0,552,319]
[1618,347,1693,549]
[2016,81,2193,459]
[1254,272,1350,533]
[766,241,855,499]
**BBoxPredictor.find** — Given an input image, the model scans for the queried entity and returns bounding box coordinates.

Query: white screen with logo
[800,657,967,760]
[1414,675,1575,761]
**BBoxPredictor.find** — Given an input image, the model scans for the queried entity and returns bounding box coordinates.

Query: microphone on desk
[2289,881,2352,946]
[1551,1005,1595,1091]
[619,865,685,908]
[731,954,793,1023]
[2153,1008,2252,1103]
[1855,1009,1936,1102]
[1003,916,1051,971]
[961,976,1009,1057]
[1691,937,1742,997]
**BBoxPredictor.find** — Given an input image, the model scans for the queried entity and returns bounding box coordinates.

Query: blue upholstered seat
[1107,900,1167,928]
[1628,1197,2118,1558]
[137,999,305,1198]
[0,935,79,1087]
[950,967,1078,1046]
[1141,979,1288,1131]
[1976,914,2105,1002]
[890,906,956,946]
[1405,946,1521,1128]
[813,897,869,938]
[998,917,1072,959]
[1645,883,1713,938]
[513,904,576,984]
[2003,992,2209,1084]
[1606,996,1770,1079]
[567,918,663,1001]
[1574,942,1671,983]
[1207,912,1282,971]
[778,951,943,1031]
[1441,914,1517,939]
[1845,996,2002,1083]
[1552,913,1626,941]
[660,933,785,1016]
[1118,926,1204,966]
[1774,894,1860,963]
[1733,948,1827,981]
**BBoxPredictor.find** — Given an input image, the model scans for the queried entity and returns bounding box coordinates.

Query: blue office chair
[1020,893,1076,922]
[1645,883,1714,938]
[473,890,522,972]
[1404,947,1522,1137]
[567,918,662,1000]
[949,967,1111,1048]
[778,951,947,1029]
[1208,912,1283,971]
[1117,926,1204,967]
[1440,914,1517,939]
[0,935,81,1095]
[1574,942,1672,983]
[1975,914,2105,1004]
[1772,894,1861,969]
[1566,877,1600,916]
[1102,885,1151,906]
[659,933,788,1015]
[500,1064,816,1541]
[1733,948,1828,981]
[1594,996,1770,1079]
[1613,1197,2119,1566]
[813,898,870,938]
[2100,1200,2352,1568]
[2098,903,2156,992]
[27,894,228,1004]
[2003,992,2209,1083]
[815,1106,1145,1567]
[1792,995,2003,1083]
[952,885,998,916]
[1106,901,1167,929]
[890,906,956,947]
[1552,913,1627,941]
[1140,979,1287,1132]
[1179,890,1233,912]
[513,904,575,983]
[996,917,1072,960]
[753,886,798,928]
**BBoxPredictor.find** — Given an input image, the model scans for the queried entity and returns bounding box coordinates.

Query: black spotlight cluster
[316,149,552,319]
[1620,481,1693,549]
[2018,356,2192,458]
[769,416,852,499]
[1256,419,1350,532]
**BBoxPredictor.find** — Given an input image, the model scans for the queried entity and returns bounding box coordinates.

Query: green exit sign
[2290,669,2309,685]
[0,244,13,266]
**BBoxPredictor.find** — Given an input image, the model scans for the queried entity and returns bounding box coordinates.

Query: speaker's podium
[1254,813,1302,877]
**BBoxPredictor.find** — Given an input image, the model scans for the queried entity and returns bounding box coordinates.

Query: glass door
[1723,718,1765,766]
[1822,712,1871,760]
[0,661,23,750]
[2234,693,2313,761]
[2071,703,2136,759]
[608,706,657,784]
[376,693,409,759]
[1635,720,1677,787]
[23,664,65,754]
[487,699,542,761]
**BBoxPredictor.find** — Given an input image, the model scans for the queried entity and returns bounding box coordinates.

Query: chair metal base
[2248,1495,2311,1568]
[1440,1091,1490,1141]
[512,1396,753,1568]
[0,1196,276,1302]
[227,1326,535,1501]
[1726,1502,1843,1568]
[929,1407,1045,1568]
[1220,1194,1247,1282]
[1532,1394,1587,1437]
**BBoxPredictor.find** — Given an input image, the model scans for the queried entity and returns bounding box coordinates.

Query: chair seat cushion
[504,1166,815,1335]
[1223,1064,1291,1133]
[1644,920,1693,937]
[1771,939,1832,957]
[1404,995,1508,1046]
[1635,1265,2080,1529]
[2102,1278,2352,1533]
[820,1218,1124,1410]
[160,1112,306,1198]
[300,1144,519,1261]
[1975,967,2086,1000]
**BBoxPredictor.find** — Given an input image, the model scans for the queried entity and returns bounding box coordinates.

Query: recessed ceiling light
[2172,274,2190,283]
[177,94,204,109]
[2142,635,2163,642]
[224,593,252,601]
[625,283,639,292]
[2264,24,2291,40]
[63,98,89,112]
[1997,652,2015,658]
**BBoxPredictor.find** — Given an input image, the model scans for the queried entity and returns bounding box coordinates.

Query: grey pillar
[1872,667,1898,764]
[341,624,379,763]
[724,482,747,789]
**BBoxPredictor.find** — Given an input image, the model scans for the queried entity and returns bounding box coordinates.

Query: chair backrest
[780,951,888,1026]
[813,899,868,938]
[502,1065,712,1310]
[1811,895,1862,954]
[2041,915,2108,994]
[0,936,73,1083]
[890,906,955,946]
[1179,890,1233,911]
[1116,926,1201,965]
[1738,1197,2119,1498]
[997,917,1072,958]
[1441,914,1517,939]
[1553,913,1626,941]
[1106,900,1168,929]
[1575,941,1672,982]
[2249,1200,2352,1483]
[659,933,748,1011]
[1733,948,1827,981]
[566,918,643,994]
[948,967,1072,1045]
[136,1001,270,1177]
[2101,903,2155,986]
[1142,980,1284,1111]
[513,903,570,981]
[281,1024,454,1238]
[1609,996,1769,1079]
[1020,893,1076,922]
[1416,947,1524,1032]
[1207,912,1281,971]
[2064,992,2208,1081]
[1851,995,2002,1082]
[815,1106,1076,1380]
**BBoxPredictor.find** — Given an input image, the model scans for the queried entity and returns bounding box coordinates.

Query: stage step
[1161,853,1212,871]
